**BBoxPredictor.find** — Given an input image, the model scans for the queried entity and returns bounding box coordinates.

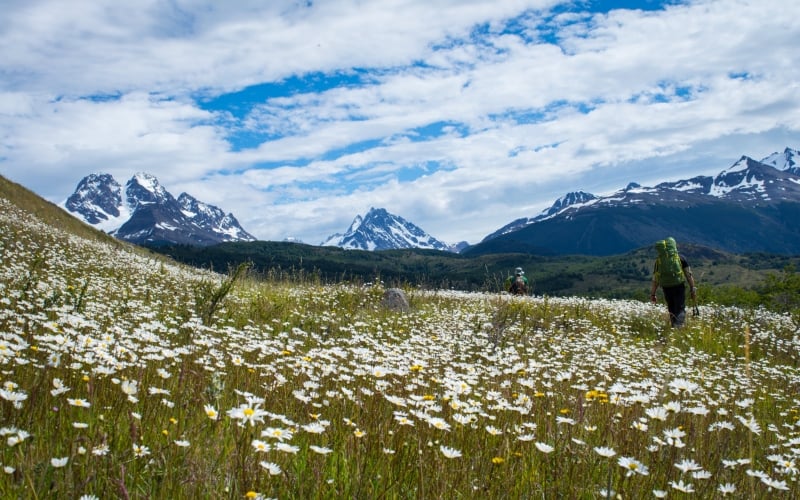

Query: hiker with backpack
[506,267,530,295]
[650,237,697,327]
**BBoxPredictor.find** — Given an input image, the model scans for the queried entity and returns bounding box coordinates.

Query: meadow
[1,196,799,499]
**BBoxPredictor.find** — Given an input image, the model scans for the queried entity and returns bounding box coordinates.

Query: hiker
[650,237,697,327]
[506,267,529,295]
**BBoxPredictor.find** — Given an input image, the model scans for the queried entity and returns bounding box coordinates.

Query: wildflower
[51,457,68,468]
[260,461,282,475]
[204,404,219,420]
[645,407,668,421]
[251,440,271,453]
[353,429,366,438]
[718,483,736,495]
[652,490,667,498]
[302,421,327,434]
[132,443,150,457]
[262,427,294,442]
[309,445,333,455]
[670,479,694,493]
[73,422,89,429]
[91,444,109,456]
[120,380,138,403]
[594,446,617,458]
[427,417,451,431]
[663,427,686,448]
[275,442,300,454]
[452,414,473,425]
[692,470,712,479]
[3,466,14,474]
[174,440,190,447]
[393,414,415,427]
[618,456,649,477]
[227,403,267,427]
[440,445,462,458]
[7,430,30,447]
[535,442,554,453]
[668,378,698,395]
[736,414,762,435]
[51,378,70,396]
[68,398,90,408]
[485,425,503,436]
[674,458,702,473]
[760,476,789,490]
[492,456,505,464]
[517,433,536,442]
[778,459,797,475]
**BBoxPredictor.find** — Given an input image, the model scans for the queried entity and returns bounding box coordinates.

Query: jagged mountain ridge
[465,147,800,256]
[62,172,256,246]
[322,207,463,252]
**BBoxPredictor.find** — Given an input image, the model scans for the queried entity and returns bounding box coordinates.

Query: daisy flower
[593,446,616,458]
[50,457,68,468]
[618,456,649,477]
[262,427,294,442]
[260,461,282,476]
[132,443,150,457]
[485,425,503,436]
[204,404,219,420]
[674,458,702,473]
[670,480,694,493]
[535,442,554,453]
[440,445,462,458]
[67,398,90,408]
[275,442,300,454]
[309,445,333,455]
[251,439,271,453]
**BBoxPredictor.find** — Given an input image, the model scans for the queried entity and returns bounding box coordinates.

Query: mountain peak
[323,208,454,251]
[63,172,256,246]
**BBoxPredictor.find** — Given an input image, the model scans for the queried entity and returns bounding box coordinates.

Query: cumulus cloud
[1,0,798,244]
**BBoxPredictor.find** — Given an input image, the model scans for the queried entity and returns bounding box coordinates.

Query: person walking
[506,267,529,295]
[650,237,697,327]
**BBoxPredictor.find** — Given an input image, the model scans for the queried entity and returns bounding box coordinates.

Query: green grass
[1,180,799,498]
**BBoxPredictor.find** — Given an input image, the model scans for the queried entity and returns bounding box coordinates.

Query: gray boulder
[381,288,410,312]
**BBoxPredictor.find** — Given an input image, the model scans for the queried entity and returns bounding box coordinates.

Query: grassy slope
[2,175,799,498]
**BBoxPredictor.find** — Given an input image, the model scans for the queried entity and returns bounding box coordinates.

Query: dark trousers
[663,284,686,327]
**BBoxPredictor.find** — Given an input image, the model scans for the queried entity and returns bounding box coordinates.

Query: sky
[1,0,798,245]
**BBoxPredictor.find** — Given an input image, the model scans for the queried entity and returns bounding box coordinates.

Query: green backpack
[654,237,685,287]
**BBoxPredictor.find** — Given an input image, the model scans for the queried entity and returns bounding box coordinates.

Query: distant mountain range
[62,172,256,246]
[464,147,800,256]
[60,147,800,256]
[322,207,467,253]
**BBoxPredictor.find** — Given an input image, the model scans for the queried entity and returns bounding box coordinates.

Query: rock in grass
[381,288,410,312]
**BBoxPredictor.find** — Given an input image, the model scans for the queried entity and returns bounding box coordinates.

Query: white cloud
[1,0,799,244]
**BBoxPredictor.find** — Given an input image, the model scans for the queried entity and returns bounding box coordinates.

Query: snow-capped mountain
[466,147,800,256]
[322,207,458,252]
[62,172,256,246]
[482,191,598,242]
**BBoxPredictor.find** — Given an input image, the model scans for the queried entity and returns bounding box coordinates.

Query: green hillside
[151,239,799,304]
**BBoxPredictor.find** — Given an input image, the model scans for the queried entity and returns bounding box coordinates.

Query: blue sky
[1,0,798,245]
